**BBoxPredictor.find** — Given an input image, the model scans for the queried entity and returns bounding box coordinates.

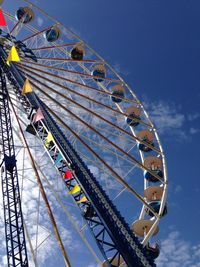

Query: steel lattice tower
[0,67,28,267]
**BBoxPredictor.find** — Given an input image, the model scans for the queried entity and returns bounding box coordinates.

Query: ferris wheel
[0,0,168,266]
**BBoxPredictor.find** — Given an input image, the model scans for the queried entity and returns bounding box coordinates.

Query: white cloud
[190,127,200,135]
[174,184,182,193]
[188,113,200,121]
[156,231,200,267]
[37,17,44,27]
[144,100,200,141]
[146,101,185,134]
[87,264,99,267]
[0,119,83,267]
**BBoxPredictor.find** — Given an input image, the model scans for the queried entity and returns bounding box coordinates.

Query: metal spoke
[31,43,78,51]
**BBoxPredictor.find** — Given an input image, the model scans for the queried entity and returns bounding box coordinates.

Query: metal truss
[0,67,29,267]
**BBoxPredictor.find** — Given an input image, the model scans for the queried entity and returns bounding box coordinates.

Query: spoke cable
[45,105,159,217]
[9,96,72,267]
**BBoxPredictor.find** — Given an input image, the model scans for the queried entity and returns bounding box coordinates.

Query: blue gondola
[111,85,125,103]
[125,106,141,127]
[92,65,106,82]
[111,90,124,103]
[137,131,155,152]
[126,113,140,126]
[145,243,160,260]
[138,142,154,152]
[15,7,34,24]
[137,136,154,152]
[144,169,163,182]
[44,26,60,42]
[145,201,167,217]
[71,45,84,60]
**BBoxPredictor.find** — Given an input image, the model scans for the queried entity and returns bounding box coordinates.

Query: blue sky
[1,0,200,266]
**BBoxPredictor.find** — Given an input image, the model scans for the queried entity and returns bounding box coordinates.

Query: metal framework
[0,67,29,267]
[0,2,168,265]
[0,42,156,267]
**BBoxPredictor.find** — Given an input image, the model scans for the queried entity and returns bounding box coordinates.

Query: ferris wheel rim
[5,0,168,235]
[3,4,168,216]
[1,1,168,266]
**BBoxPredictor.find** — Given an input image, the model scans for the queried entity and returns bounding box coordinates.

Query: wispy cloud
[144,99,200,140]
[187,113,200,121]
[190,127,200,135]
[37,17,44,27]
[87,264,99,267]
[174,184,182,194]
[144,100,185,136]
[156,231,200,267]
[0,122,83,267]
